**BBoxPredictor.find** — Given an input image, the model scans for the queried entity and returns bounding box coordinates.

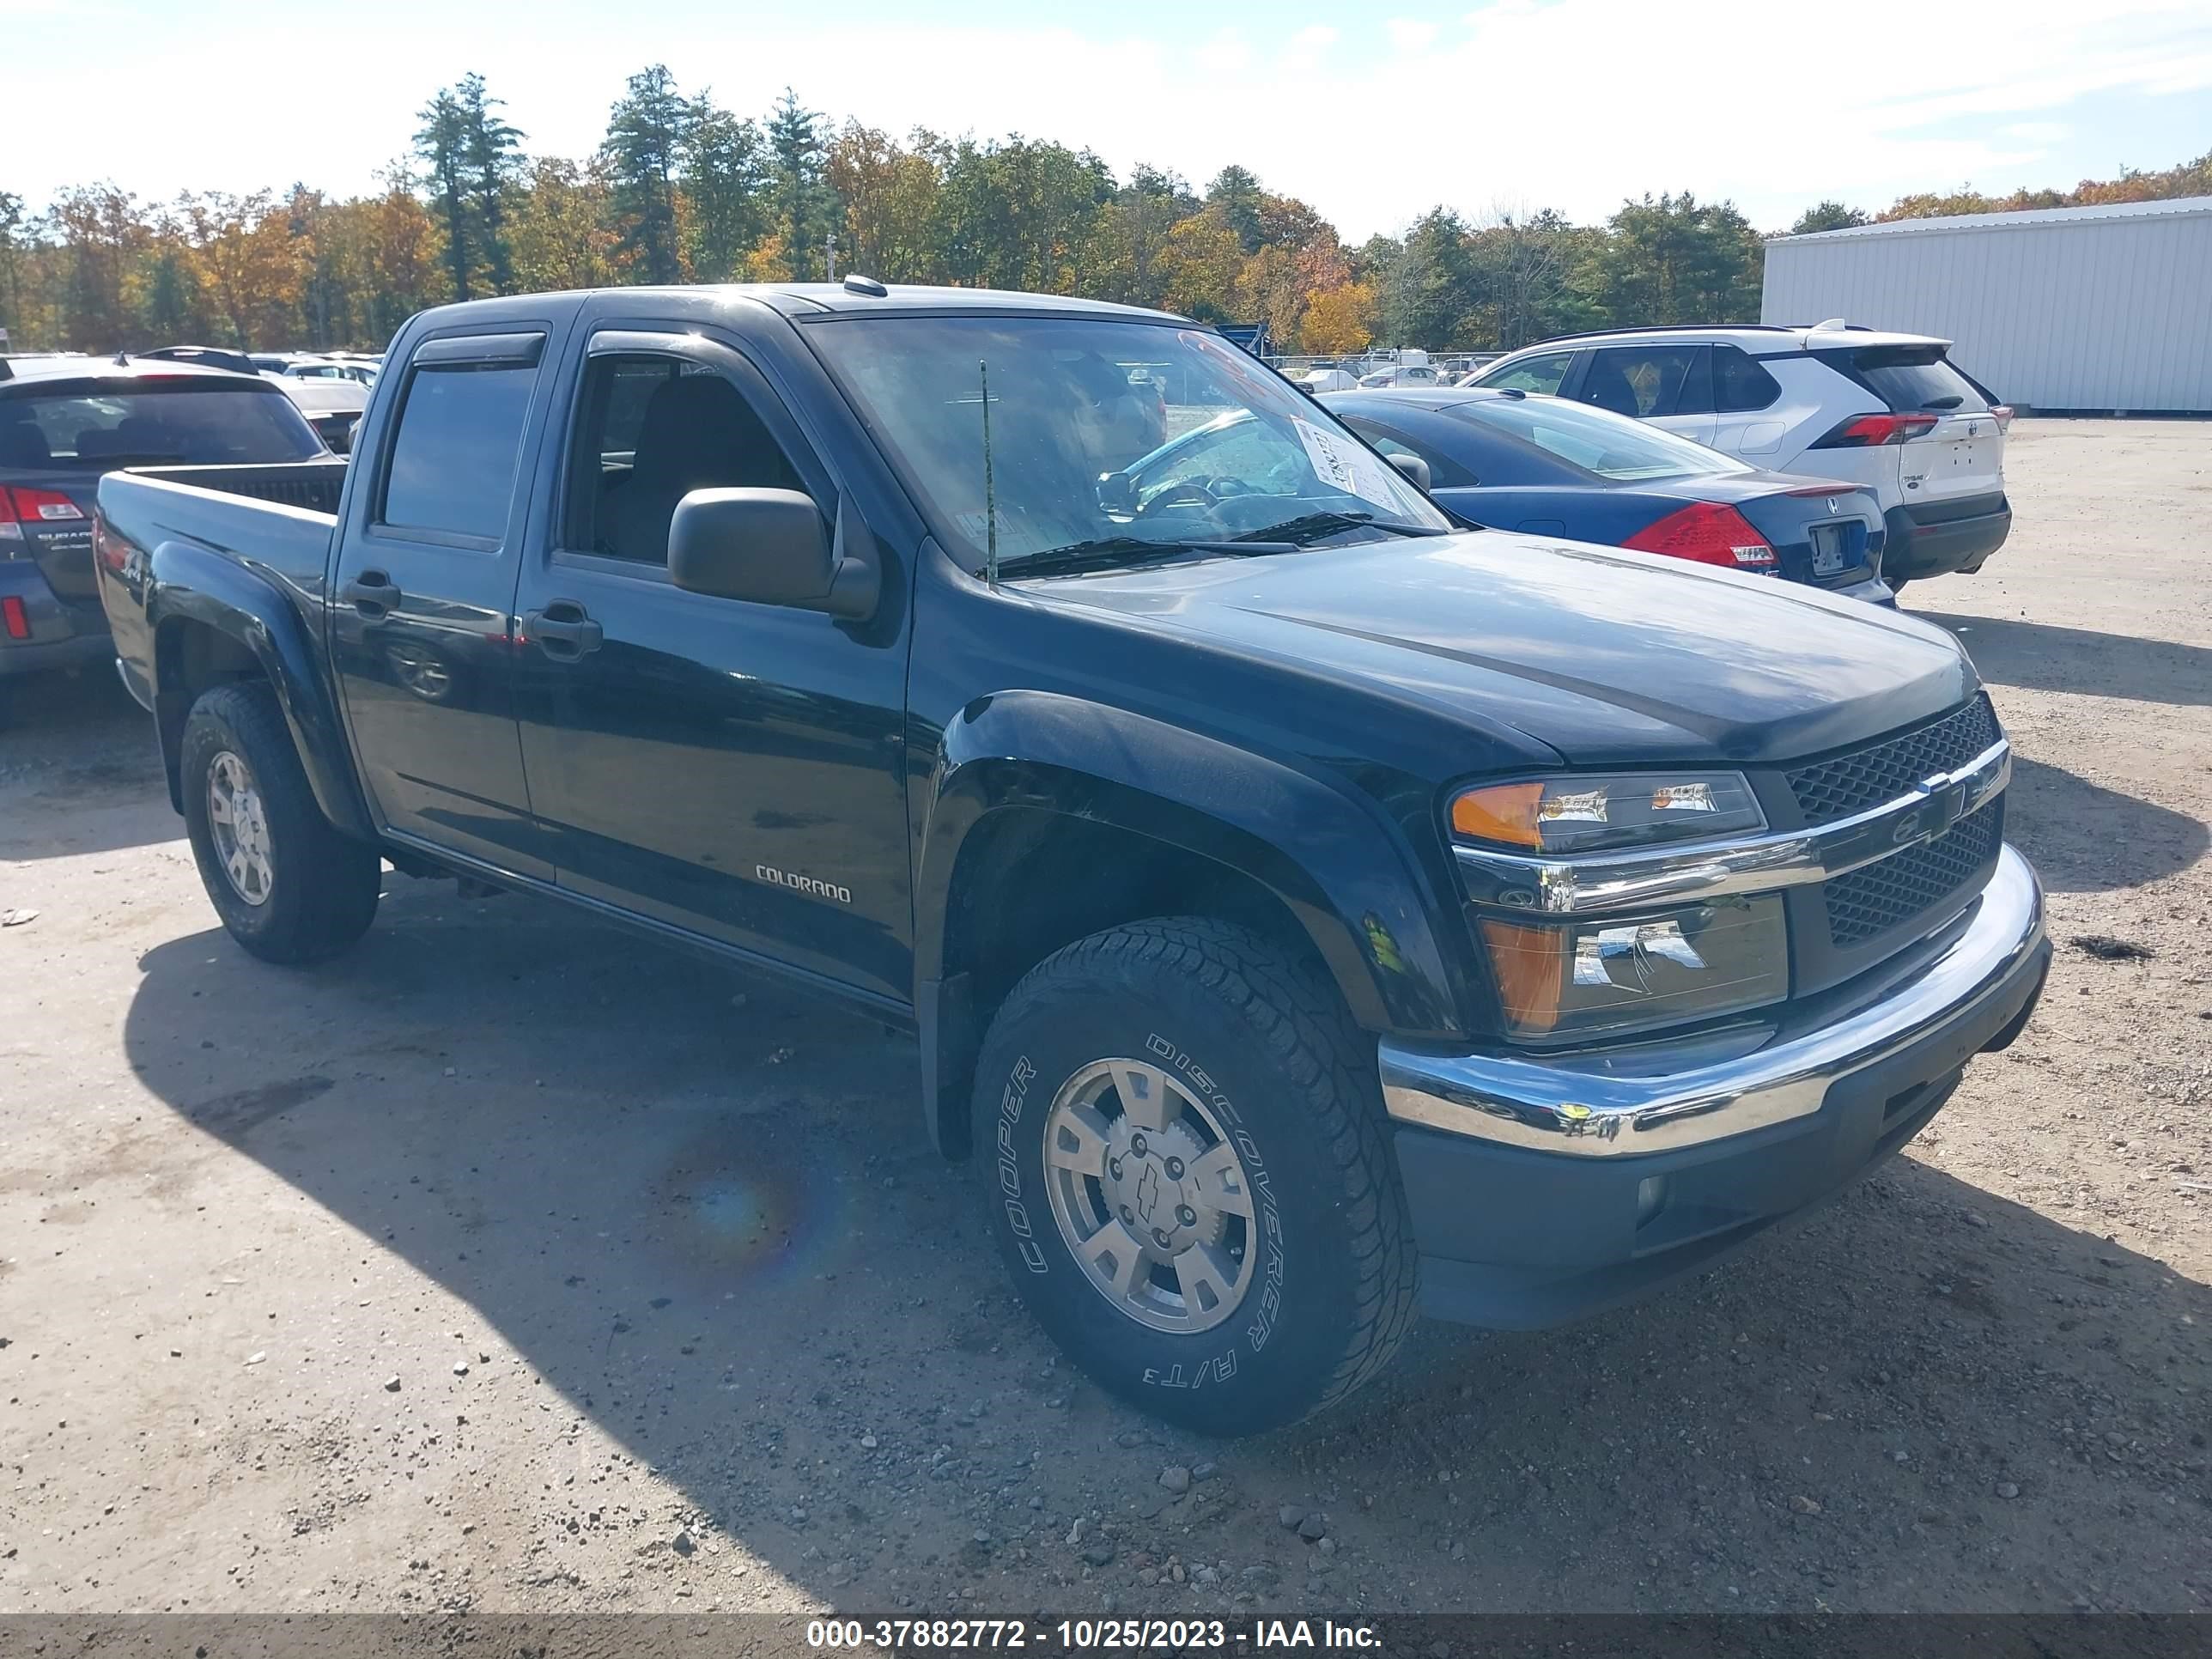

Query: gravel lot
[1,419,2206,1618]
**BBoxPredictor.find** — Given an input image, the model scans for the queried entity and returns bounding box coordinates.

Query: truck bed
[123,459,349,518]
[94,461,348,716]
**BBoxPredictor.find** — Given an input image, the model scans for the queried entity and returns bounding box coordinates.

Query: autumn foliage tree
[2,79,2203,356]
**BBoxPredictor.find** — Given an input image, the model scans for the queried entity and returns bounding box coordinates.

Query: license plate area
[1810,521,1855,578]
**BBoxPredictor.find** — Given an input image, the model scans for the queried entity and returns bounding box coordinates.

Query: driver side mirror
[1095,471,1136,519]
[1384,451,1431,491]
[669,488,880,620]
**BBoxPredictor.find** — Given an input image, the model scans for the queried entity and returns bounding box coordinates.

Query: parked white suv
[1471,323,2012,589]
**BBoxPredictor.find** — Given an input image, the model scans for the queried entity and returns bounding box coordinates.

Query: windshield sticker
[1293,417,1402,507]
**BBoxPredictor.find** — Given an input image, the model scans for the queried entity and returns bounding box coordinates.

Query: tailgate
[1825,344,2005,509]
[0,473,100,601]
[1905,407,2005,508]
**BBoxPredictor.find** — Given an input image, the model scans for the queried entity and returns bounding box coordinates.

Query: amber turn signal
[1450,781,1545,848]
[1476,919,1565,1032]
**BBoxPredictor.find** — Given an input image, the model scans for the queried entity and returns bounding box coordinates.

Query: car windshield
[3,383,324,467]
[1452,394,1748,482]
[806,316,1449,572]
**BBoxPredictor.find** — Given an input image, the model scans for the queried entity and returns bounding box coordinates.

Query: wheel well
[930,808,1334,1157]
[155,618,265,810]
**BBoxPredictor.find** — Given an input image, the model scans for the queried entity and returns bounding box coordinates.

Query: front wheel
[974,917,1418,1436]
[180,682,383,963]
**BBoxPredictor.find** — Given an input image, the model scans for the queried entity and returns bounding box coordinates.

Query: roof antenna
[979,358,1000,590]
[112,348,131,365]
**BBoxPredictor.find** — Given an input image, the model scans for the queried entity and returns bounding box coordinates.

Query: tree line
[2,65,2205,357]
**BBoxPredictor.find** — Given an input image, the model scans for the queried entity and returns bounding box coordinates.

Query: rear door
[1572,344,1717,443]
[1707,343,1788,458]
[330,324,562,879]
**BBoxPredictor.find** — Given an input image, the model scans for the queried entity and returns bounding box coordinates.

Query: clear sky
[9,0,2209,238]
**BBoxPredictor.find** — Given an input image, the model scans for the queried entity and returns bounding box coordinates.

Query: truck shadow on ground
[120,878,2211,1613]
[1920,611,2212,709]
[2004,757,2207,893]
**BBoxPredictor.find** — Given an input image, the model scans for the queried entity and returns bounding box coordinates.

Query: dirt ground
[1,419,2206,1619]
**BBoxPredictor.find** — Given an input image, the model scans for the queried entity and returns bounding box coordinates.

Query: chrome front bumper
[1381,843,2046,1158]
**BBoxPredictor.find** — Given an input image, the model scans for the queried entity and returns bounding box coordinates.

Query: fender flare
[913,690,1469,1152]
[147,539,375,842]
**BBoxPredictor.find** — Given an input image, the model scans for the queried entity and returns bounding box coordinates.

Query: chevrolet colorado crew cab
[94,283,2051,1435]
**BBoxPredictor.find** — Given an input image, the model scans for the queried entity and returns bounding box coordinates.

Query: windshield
[807,316,1449,571]
[1452,395,1747,482]
[2,383,324,467]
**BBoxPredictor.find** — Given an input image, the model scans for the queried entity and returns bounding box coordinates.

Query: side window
[1482,352,1571,396]
[1577,346,1700,418]
[1137,419,1297,507]
[1342,420,1479,488]
[380,341,543,541]
[1713,345,1782,413]
[562,351,813,566]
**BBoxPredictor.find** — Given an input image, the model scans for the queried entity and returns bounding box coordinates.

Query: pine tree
[455,73,525,294]
[414,88,472,301]
[766,88,834,278]
[601,64,689,284]
[683,95,768,283]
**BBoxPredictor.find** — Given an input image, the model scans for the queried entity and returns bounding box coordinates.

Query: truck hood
[1014,530,1978,765]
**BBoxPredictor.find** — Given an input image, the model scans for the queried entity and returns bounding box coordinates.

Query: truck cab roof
[406,282,1192,331]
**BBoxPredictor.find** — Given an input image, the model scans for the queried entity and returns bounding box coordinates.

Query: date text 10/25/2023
[805,1618,1382,1650]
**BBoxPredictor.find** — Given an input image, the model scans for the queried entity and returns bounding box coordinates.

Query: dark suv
[0,356,325,714]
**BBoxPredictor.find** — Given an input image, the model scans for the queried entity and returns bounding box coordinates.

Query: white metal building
[1761,196,2212,413]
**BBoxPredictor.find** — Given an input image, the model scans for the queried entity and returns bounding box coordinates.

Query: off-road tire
[180,683,382,963]
[974,916,1419,1436]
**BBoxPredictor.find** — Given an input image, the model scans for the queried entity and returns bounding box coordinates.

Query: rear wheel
[180,683,382,963]
[974,917,1418,1436]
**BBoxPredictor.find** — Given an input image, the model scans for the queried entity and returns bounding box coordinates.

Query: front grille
[1784,694,2002,825]
[1824,799,2002,947]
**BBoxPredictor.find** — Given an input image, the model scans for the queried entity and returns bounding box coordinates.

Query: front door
[330,325,559,879]
[510,323,914,1003]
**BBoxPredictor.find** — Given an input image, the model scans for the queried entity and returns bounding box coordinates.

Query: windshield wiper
[1233,510,1443,545]
[1920,395,1965,410]
[997,535,1296,580]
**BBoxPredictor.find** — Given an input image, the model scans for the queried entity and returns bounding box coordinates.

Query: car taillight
[1620,501,1777,569]
[0,489,17,544]
[9,486,85,522]
[1988,404,2014,432]
[2,595,28,639]
[1810,412,1940,447]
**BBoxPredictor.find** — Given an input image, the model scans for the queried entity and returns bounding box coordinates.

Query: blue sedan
[1319,388,1895,604]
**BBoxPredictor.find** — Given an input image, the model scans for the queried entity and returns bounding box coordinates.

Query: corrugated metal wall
[1761,209,2212,412]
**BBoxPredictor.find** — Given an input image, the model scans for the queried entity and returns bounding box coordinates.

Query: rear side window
[1480,352,1572,396]
[1577,346,1701,418]
[1713,345,1781,413]
[1,384,322,468]
[1826,346,1988,415]
[1453,396,1749,482]
[380,338,544,540]
[1337,418,1480,487]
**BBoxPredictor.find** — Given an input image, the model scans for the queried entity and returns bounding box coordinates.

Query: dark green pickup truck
[94,281,2049,1433]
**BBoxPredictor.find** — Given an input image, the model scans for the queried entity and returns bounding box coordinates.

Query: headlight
[1478,895,1788,1041]
[1450,772,1764,855]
